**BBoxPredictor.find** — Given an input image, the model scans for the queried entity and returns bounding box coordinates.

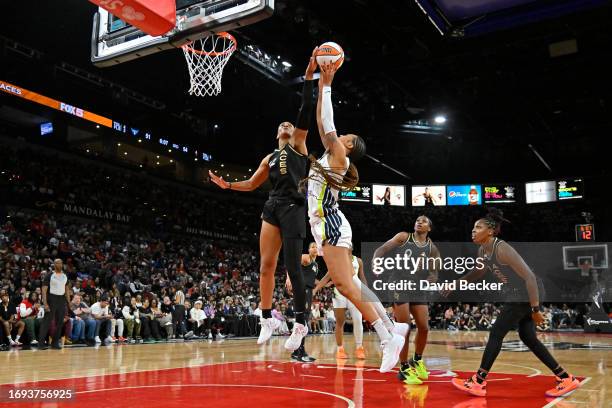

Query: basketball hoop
[182,32,237,97]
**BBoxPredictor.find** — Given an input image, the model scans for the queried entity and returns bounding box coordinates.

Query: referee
[38,259,71,350]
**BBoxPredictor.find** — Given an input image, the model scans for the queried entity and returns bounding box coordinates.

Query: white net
[182,32,237,97]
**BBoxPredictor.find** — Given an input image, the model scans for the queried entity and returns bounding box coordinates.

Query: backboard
[91,0,274,67]
[562,244,609,270]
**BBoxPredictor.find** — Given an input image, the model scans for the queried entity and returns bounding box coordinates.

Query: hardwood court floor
[0,330,609,407]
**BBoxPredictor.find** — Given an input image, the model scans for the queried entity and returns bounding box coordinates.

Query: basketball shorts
[261,198,306,239]
[309,210,352,255]
[332,275,362,309]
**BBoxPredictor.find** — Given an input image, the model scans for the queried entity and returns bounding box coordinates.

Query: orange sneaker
[355,346,366,360]
[451,375,487,397]
[545,375,580,397]
[336,346,348,359]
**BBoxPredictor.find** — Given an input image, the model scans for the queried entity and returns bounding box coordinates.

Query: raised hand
[305,47,318,80]
[318,61,337,87]
[208,170,230,189]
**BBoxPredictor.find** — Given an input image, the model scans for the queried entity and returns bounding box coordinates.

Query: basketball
[315,42,344,69]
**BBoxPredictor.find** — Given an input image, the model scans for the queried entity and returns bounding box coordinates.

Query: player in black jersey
[373,215,441,385]
[209,50,318,354]
[451,208,580,398]
[287,242,318,362]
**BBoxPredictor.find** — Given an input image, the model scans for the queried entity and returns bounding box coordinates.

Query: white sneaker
[14,339,22,346]
[104,336,113,344]
[217,333,225,339]
[30,340,38,346]
[208,332,212,339]
[257,318,281,345]
[392,322,409,337]
[94,336,102,344]
[284,323,308,351]
[9,338,16,346]
[379,333,405,373]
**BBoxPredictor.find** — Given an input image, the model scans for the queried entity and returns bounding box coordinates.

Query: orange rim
[183,32,237,56]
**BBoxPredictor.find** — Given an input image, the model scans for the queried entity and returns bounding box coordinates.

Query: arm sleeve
[295,79,316,130]
[321,86,336,134]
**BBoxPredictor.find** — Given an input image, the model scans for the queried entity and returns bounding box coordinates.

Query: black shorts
[261,198,306,239]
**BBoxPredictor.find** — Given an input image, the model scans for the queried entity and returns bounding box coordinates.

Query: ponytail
[300,155,360,192]
[483,207,510,236]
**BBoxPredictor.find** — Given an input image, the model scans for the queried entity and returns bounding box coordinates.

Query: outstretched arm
[316,62,346,167]
[291,48,318,155]
[208,154,271,192]
[313,272,332,295]
[373,232,409,259]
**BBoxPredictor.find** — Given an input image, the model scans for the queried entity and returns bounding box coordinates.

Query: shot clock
[575,224,595,242]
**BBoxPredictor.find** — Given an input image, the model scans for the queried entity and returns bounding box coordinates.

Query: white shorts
[332,275,362,309]
[309,210,352,256]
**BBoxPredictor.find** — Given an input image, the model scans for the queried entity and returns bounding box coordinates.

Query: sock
[7,336,11,341]
[476,368,488,384]
[295,312,306,326]
[262,309,272,319]
[413,353,422,362]
[15,335,20,341]
[370,300,394,331]
[401,361,410,371]
[372,319,392,341]
[553,366,570,379]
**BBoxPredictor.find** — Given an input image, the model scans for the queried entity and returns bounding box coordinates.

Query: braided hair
[482,207,510,236]
[300,134,366,192]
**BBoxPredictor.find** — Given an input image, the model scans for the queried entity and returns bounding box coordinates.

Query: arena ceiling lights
[413,0,607,38]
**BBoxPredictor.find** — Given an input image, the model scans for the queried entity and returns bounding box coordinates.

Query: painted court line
[0,359,262,386]
[496,362,542,378]
[75,384,356,407]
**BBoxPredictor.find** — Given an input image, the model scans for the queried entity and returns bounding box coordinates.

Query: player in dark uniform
[209,50,317,354]
[373,215,440,384]
[287,242,318,362]
[451,208,580,398]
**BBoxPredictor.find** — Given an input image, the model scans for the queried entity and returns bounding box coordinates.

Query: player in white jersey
[305,61,406,373]
[314,254,366,359]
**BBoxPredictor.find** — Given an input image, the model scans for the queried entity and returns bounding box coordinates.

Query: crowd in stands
[429,303,589,332]
[0,207,339,348]
[0,137,605,350]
